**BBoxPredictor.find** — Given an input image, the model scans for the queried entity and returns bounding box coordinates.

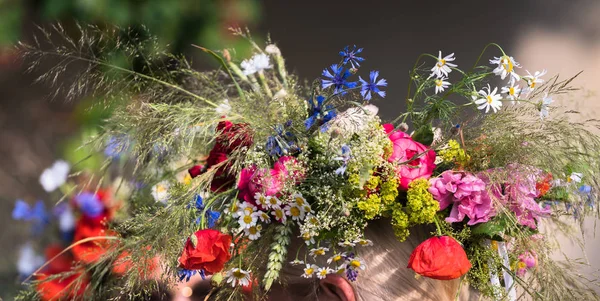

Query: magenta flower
[516,251,537,277]
[429,171,495,225]
[237,156,302,207]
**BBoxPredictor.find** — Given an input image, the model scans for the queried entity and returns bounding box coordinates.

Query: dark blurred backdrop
[2,0,600,298]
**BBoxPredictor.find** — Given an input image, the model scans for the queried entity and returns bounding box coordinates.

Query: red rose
[178,229,232,274]
[71,216,113,264]
[215,121,253,153]
[407,236,471,280]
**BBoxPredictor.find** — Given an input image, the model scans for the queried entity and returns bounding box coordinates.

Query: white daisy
[254,210,271,223]
[39,160,70,192]
[151,181,170,204]
[254,193,269,208]
[225,201,241,218]
[237,202,256,217]
[347,257,366,271]
[302,264,317,278]
[266,196,282,209]
[284,204,305,221]
[540,92,553,120]
[309,247,329,257]
[271,206,287,222]
[241,53,272,76]
[291,193,307,207]
[244,224,262,240]
[523,69,547,92]
[434,77,451,94]
[568,172,583,183]
[430,51,457,78]
[335,266,347,275]
[226,268,251,287]
[17,243,44,276]
[490,55,521,83]
[305,214,319,226]
[338,240,356,248]
[301,231,316,245]
[316,267,334,279]
[327,253,345,265]
[501,83,521,103]
[290,259,304,265]
[473,85,503,113]
[355,239,373,247]
[238,211,258,229]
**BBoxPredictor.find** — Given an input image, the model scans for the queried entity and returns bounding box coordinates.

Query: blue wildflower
[359,71,387,101]
[12,200,50,234]
[104,135,131,159]
[346,267,359,282]
[578,185,592,194]
[334,145,352,175]
[266,123,300,157]
[305,95,337,132]
[178,268,206,282]
[193,194,220,228]
[74,192,105,218]
[339,45,365,69]
[322,64,357,95]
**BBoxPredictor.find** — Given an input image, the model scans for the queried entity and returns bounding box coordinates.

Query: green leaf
[412,125,434,146]
[471,219,506,241]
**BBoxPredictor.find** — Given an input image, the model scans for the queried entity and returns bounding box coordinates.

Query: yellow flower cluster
[380,176,398,206]
[357,194,382,220]
[391,204,410,241]
[406,178,439,224]
[355,173,399,221]
[439,139,470,166]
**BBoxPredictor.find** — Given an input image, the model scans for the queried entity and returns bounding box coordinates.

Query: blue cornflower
[322,64,357,95]
[359,71,387,101]
[266,123,300,157]
[178,269,206,282]
[305,95,337,132]
[74,192,105,218]
[12,200,50,234]
[193,194,221,228]
[104,135,131,159]
[334,145,352,175]
[339,45,365,69]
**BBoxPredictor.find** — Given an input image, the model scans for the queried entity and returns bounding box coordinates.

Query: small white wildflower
[238,211,258,229]
[434,77,451,94]
[151,181,170,204]
[241,53,272,76]
[58,205,75,232]
[490,55,521,83]
[301,231,316,245]
[316,267,334,279]
[501,82,521,104]
[355,239,373,247]
[215,99,231,116]
[254,193,269,208]
[291,193,307,207]
[430,51,457,78]
[265,44,281,55]
[327,253,345,265]
[309,247,329,257]
[338,240,356,248]
[523,69,547,92]
[290,259,304,265]
[568,172,583,183]
[302,264,317,278]
[254,210,270,223]
[244,224,262,240]
[284,204,305,221]
[347,257,366,271]
[237,202,257,217]
[226,268,251,287]
[17,243,44,276]
[266,196,282,209]
[39,160,70,192]
[271,206,287,222]
[473,84,503,113]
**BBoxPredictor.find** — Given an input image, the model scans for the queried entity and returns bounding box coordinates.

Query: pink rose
[237,156,301,206]
[384,124,436,190]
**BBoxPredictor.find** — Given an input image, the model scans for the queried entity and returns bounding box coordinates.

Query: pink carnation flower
[384,124,436,190]
[237,156,302,207]
[429,171,495,225]
[516,251,537,277]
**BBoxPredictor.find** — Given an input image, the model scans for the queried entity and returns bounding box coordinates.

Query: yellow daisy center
[486,95,494,104]
[304,206,312,214]
[269,198,278,205]
[295,197,305,206]
[243,215,253,224]
[258,196,267,204]
[233,270,245,279]
[350,260,361,268]
[302,233,311,241]
[359,240,369,246]
[275,210,283,219]
[156,185,166,193]
[509,87,515,95]
[438,59,446,67]
[249,227,258,235]
[315,249,325,256]
[332,255,342,262]
[517,261,527,269]
[319,270,328,276]
[502,57,514,72]
[290,206,301,217]
[435,79,443,87]
[244,207,253,215]
[305,268,314,275]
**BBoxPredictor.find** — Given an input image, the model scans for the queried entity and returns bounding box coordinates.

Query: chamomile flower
[473,84,503,113]
[305,214,319,226]
[490,55,521,83]
[151,181,170,204]
[301,231,316,245]
[302,204,313,215]
[254,210,271,223]
[540,92,553,119]
[244,224,262,240]
[241,53,272,76]
[335,266,347,275]
[237,202,256,217]
[327,253,345,265]
[254,193,269,208]
[430,51,457,78]
[523,69,547,91]
[238,211,258,229]
[355,239,373,247]
[226,268,251,287]
[225,201,241,218]
[39,160,70,192]
[290,259,304,265]
[568,172,583,183]
[284,204,305,221]
[302,264,317,278]
[434,77,451,94]
[347,257,366,271]
[292,193,307,207]
[338,240,356,248]
[316,267,334,279]
[271,206,287,222]
[501,83,522,103]
[266,196,282,209]
[309,247,329,257]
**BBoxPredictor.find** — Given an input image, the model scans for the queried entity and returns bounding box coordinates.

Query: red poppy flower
[536,173,553,197]
[407,236,471,280]
[112,247,159,278]
[178,229,232,274]
[71,216,113,264]
[43,245,74,275]
[36,270,88,301]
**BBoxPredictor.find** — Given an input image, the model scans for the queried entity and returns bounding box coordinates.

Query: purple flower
[429,171,495,225]
[74,192,105,218]
[322,64,357,95]
[339,45,365,69]
[359,71,387,101]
